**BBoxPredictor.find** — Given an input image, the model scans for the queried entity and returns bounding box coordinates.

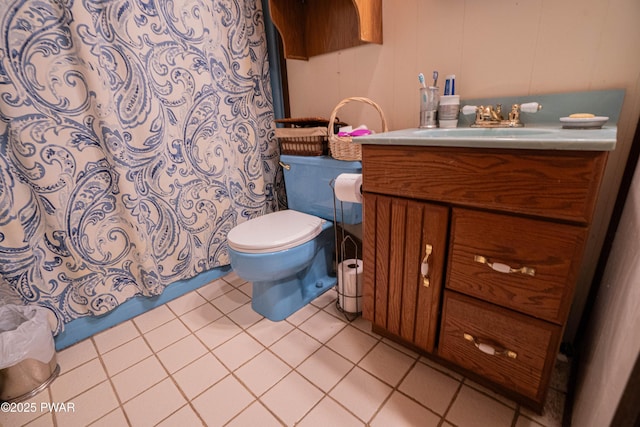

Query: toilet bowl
[227,155,362,321]
[228,210,335,321]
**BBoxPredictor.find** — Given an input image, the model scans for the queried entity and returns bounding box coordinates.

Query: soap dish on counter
[559,116,609,129]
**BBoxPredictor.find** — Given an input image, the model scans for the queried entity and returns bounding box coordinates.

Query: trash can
[0,305,59,403]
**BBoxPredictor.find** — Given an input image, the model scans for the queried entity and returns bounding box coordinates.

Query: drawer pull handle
[421,244,433,287]
[463,333,518,359]
[474,255,535,277]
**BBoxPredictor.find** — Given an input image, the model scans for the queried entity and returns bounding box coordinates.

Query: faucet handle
[461,105,478,115]
[520,102,542,113]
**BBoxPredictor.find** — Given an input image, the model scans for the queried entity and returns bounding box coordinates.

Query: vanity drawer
[447,209,586,324]
[361,145,607,223]
[439,291,561,403]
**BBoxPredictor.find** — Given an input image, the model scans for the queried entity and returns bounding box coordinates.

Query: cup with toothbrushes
[419,86,439,128]
[438,74,459,128]
[419,71,440,128]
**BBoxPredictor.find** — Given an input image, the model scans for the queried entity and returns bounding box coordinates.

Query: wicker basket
[328,97,388,161]
[275,127,328,156]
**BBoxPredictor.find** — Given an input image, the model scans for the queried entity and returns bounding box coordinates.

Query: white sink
[413,127,558,139]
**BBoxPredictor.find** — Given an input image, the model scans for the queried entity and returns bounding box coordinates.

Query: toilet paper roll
[334,173,363,204]
[337,259,363,313]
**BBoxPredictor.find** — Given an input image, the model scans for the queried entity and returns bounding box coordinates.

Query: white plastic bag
[0,305,55,369]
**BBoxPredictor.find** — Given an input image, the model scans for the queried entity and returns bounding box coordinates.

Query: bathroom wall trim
[54,266,231,351]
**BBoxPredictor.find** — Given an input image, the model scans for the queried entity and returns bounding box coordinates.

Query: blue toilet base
[249,225,336,321]
[252,275,337,321]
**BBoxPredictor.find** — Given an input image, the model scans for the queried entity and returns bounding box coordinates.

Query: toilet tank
[281,155,362,224]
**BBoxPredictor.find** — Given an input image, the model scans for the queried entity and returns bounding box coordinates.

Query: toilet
[227,155,362,321]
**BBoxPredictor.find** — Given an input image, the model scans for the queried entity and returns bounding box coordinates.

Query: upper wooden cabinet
[268,0,383,60]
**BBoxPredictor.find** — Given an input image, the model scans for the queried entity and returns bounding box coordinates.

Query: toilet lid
[227,210,325,253]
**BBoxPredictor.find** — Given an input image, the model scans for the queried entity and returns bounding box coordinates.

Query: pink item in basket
[337,128,372,137]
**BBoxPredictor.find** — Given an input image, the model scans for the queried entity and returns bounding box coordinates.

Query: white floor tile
[166,290,207,316]
[350,316,381,338]
[270,329,322,368]
[310,289,337,308]
[212,332,264,371]
[92,320,139,354]
[133,304,175,333]
[195,315,242,349]
[298,396,365,427]
[180,302,223,332]
[227,401,283,427]
[101,336,153,376]
[56,339,98,373]
[299,310,347,343]
[421,356,464,381]
[515,415,547,427]
[157,334,208,373]
[196,278,235,301]
[211,289,251,314]
[88,408,128,427]
[237,281,253,297]
[23,413,54,427]
[326,324,378,364]
[261,371,324,426]
[111,355,167,402]
[446,385,515,427]
[370,391,441,427]
[235,350,292,396]
[55,381,119,427]
[143,318,190,352]
[50,358,107,402]
[192,375,255,426]
[172,353,229,399]
[227,302,264,329]
[156,405,203,427]
[297,347,354,392]
[329,367,393,423]
[398,360,460,415]
[359,341,416,387]
[123,378,186,426]
[285,302,320,326]
[0,389,51,427]
[222,271,246,287]
[247,318,294,347]
[463,378,518,408]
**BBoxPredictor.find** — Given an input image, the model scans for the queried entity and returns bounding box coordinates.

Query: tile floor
[1,272,569,427]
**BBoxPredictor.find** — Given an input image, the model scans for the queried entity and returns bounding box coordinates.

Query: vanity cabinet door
[362,193,449,353]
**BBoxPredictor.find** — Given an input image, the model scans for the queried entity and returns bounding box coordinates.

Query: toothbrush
[432,71,439,87]
[418,73,427,88]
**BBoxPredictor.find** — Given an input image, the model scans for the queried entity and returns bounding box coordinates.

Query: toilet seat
[227,210,326,253]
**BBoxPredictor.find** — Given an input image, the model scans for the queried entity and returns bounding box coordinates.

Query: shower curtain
[0,0,281,333]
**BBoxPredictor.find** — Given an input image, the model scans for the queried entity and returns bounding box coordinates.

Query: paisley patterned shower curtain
[0,0,280,333]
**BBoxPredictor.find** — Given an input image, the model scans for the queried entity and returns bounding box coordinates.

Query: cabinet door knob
[463,333,518,359]
[421,244,432,287]
[473,255,535,277]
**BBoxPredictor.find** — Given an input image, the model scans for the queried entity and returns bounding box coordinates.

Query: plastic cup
[438,95,460,127]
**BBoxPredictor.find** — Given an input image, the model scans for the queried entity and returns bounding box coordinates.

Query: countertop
[356,89,623,151]
[356,124,617,151]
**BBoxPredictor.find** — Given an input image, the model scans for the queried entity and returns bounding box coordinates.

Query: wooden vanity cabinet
[361,144,608,412]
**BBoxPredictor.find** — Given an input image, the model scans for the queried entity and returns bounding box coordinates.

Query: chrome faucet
[461,102,542,128]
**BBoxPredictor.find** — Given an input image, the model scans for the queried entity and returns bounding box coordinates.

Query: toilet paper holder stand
[330,179,363,320]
